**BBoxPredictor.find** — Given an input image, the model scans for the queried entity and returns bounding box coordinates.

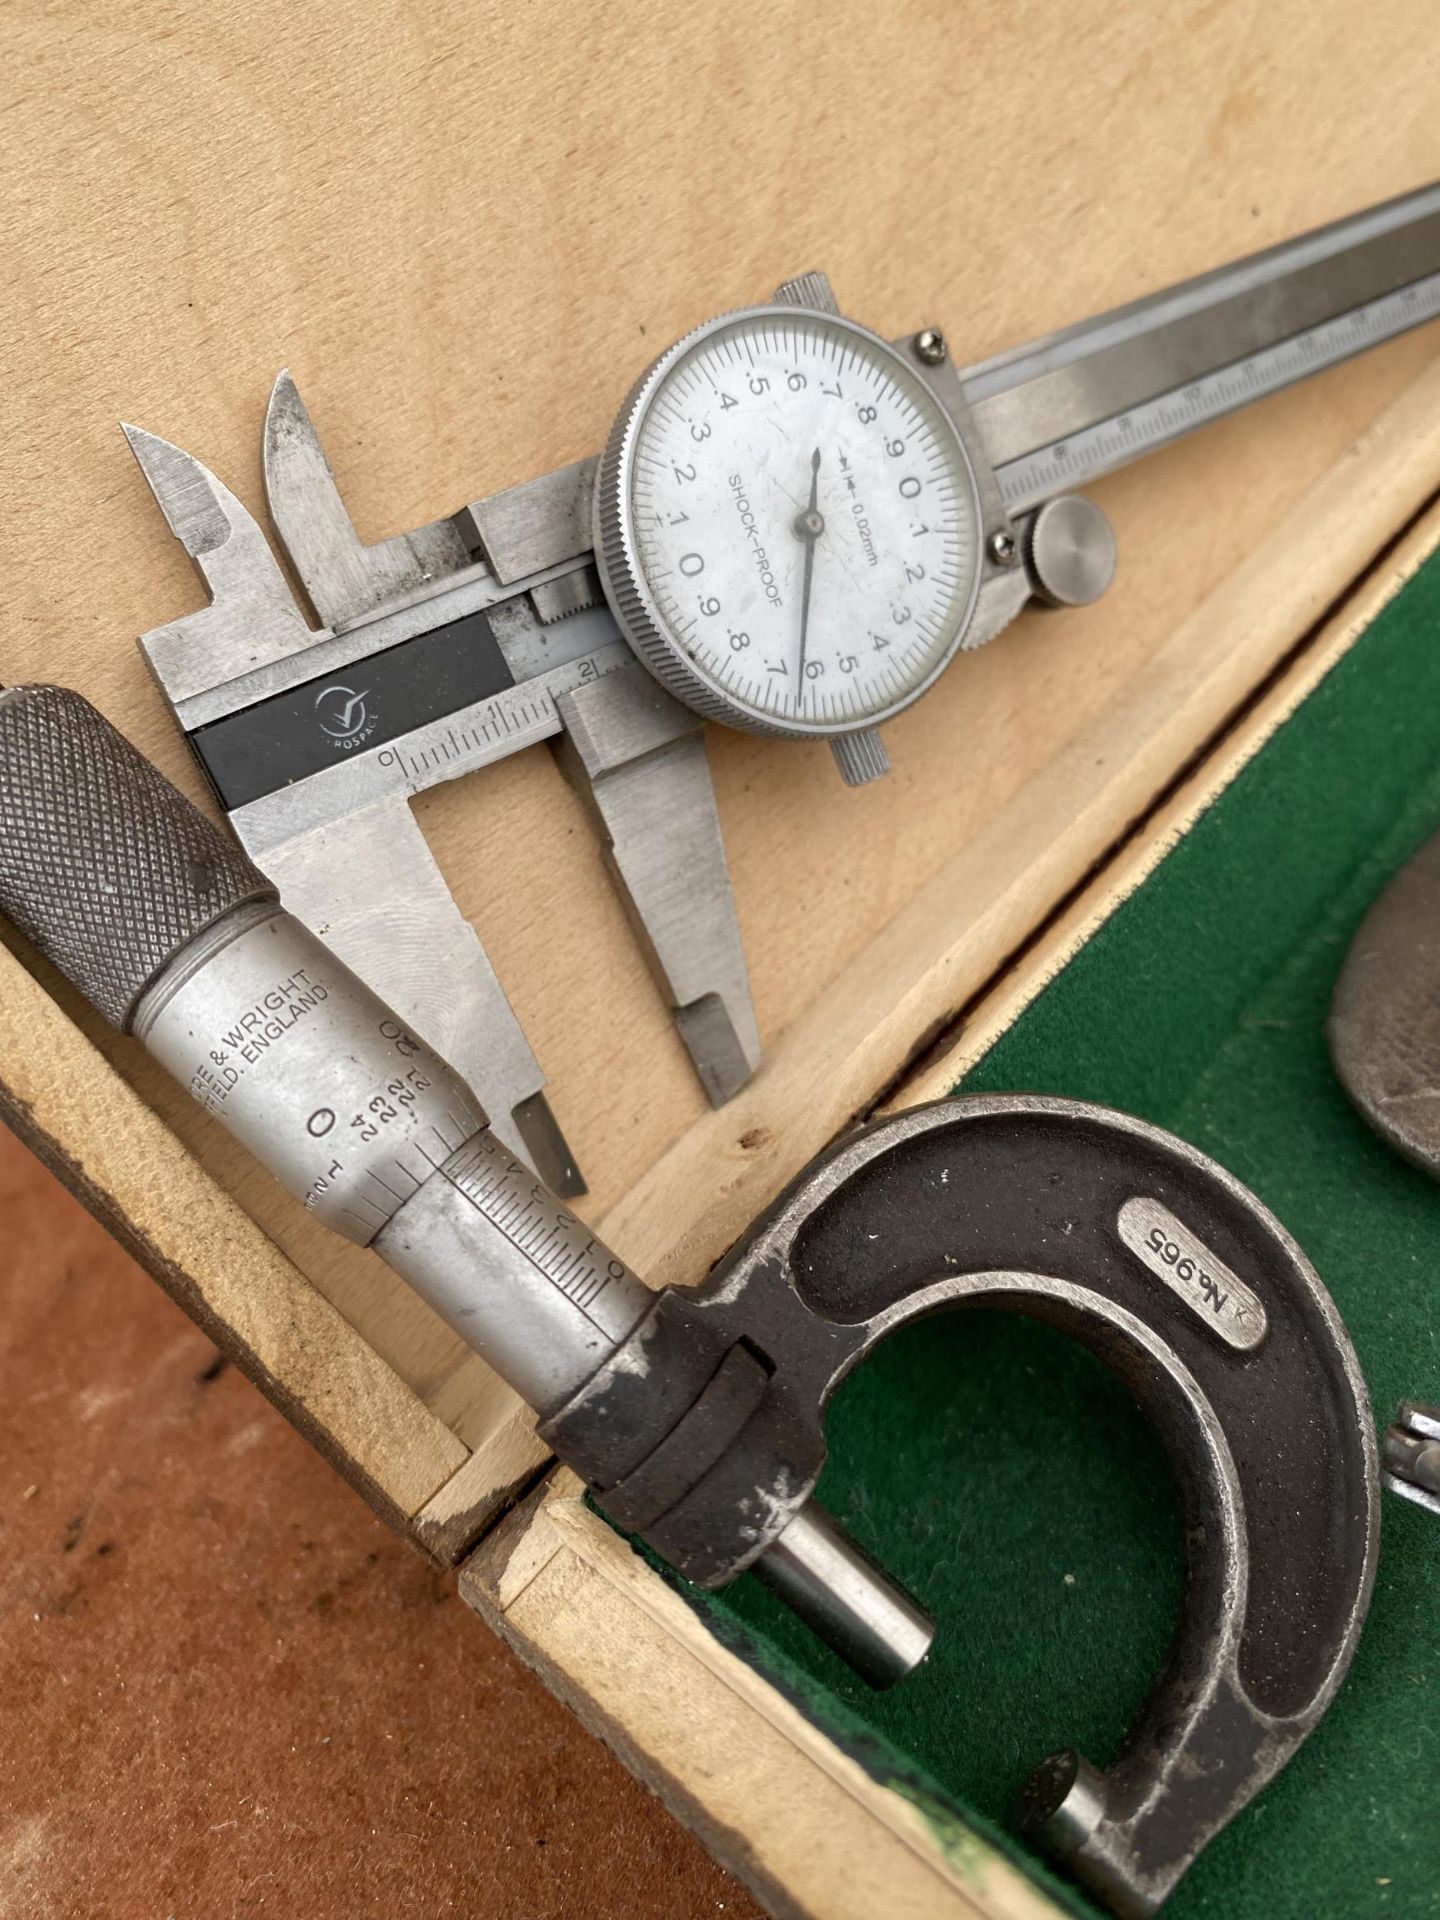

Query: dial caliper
[127,182,1440,1185]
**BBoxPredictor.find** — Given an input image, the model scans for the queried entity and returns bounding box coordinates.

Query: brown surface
[0,1123,760,1920]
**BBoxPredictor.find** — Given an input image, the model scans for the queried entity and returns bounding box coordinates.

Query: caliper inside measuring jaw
[125,389,761,1197]
[0,684,1384,1918]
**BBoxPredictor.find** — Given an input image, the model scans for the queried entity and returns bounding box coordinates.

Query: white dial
[598,306,984,735]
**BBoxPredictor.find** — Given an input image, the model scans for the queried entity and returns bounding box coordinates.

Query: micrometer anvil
[0,686,1379,1917]
[126,182,1440,1198]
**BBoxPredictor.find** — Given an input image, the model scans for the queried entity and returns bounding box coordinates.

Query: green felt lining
[683,549,1440,1917]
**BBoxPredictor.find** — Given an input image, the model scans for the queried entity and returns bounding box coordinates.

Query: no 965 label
[1117,1197,1269,1352]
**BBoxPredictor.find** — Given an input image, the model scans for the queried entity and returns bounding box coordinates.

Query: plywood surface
[894,493,1440,1112]
[5,3,1440,1455]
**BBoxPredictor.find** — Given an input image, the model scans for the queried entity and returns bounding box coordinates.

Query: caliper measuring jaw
[124,385,761,1194]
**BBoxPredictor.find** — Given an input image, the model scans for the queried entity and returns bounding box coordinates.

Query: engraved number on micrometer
[1117,1196,1268,1351]
[992,268,1440,510]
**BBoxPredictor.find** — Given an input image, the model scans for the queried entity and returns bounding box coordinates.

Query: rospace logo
[314,684,376,751]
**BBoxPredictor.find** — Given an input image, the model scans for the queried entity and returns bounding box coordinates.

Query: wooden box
[5,6,1440,1914]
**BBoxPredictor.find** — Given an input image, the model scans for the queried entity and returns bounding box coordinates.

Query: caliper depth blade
[961,179,1440,511]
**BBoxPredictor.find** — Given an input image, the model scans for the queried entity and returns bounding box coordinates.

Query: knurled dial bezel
[593,303,984,739]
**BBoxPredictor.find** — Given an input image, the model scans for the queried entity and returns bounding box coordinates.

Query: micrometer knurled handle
[0,685,278,1029]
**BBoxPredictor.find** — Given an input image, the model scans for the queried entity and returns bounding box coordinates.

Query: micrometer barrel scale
[0,685,927,1687]
[0,680,626,1388]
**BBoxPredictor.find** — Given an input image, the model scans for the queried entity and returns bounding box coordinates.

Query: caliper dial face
[605,308,984,735]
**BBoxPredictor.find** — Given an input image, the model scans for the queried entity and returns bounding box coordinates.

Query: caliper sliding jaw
[125,383,762,1193]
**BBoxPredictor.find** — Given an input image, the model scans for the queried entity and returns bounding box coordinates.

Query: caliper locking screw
[915,327,948,365]
[988,529,1019,567]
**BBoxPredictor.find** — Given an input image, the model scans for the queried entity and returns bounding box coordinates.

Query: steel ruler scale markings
[192,619,629,829]
[359,653,627,798]
[960,189,1440,509]
[445,1131,627,1321]
[127,181,1440,1192]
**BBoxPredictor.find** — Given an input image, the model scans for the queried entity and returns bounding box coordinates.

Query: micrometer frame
[544,1095,1379,1918]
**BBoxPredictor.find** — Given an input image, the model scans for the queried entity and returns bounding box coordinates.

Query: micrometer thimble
[0,683,932,1686]
[0,684,487,1244]
[0,683,277,1029]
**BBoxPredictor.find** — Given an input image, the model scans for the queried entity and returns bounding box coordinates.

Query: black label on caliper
[191,608,516,811]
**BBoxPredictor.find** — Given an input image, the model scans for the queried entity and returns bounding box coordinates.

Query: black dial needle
[795,447,824,700]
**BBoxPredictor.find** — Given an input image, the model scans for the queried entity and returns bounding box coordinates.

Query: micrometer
[0,685,1379,1916]
[126,182,1440,1195]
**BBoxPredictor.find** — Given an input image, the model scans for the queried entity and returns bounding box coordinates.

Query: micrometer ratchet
[0,686,1379,1916]
[126,181,1440,1197]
